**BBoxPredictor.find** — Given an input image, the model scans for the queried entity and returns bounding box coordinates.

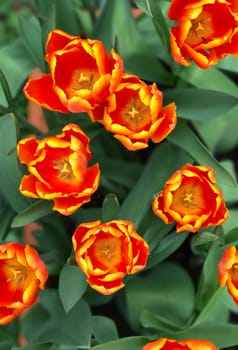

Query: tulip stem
[192,286,225,326]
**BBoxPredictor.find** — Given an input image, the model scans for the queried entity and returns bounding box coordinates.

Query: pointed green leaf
[59,264,88,313]
[11,200,53,228]
[0,39,35,106]
[179,65,238,97]
[18,16,45,70]
[23,290,92,346]
[102,193,120,222]
[0,202,16,241]
[174,323,238,349]
[126,262,195,331]
[147,231,189,269]
[167,119,237,187]
[14,343,53,350]
[0,113,29,212]
[164,88,238,120]
[91,336,148,350]
[92,316,118,343]
[142,0,170,52]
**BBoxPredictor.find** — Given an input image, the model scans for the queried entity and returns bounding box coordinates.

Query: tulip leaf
[125,262,195,331]
[167,119,237,187]
[11,200,54,228]
[0,113,29,212]
[0,202,16,241]
[91,0,172,84]
[195,242,223,313]
[141,0,170,52]
[179,65,238,97]
[18,16,45,70]
[0,69,14,110]
[14,344,53,350]
[164,88,238,120]
[54,0,87,36]
[0,39,35,106]
[218,55,238,74]
[146,231,189,269]
[193,105,238,154]
[174,323,238,349]
[92,316,119,343]
[59,263,88,313]
[102,193,120,222]
[23,290,92,346]
[90,336,148,350]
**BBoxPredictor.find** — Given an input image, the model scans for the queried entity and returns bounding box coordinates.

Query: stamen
[72,70,95,90]
[182,189,198,209]
[99,241,115,260]
[122,97,149,130]
[52,159,75,180]
[4,261,30,287]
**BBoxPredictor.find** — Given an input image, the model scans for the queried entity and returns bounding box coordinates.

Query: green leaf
[90,336,148,350]
[18,16,45,70]
[164,88,238,120]
[147,231,189,269]
[91,0,172,84]
[97,157,143,188]
[141,310,183,333]
[0,202,16,241]
[59,264,88,313]
[102,193,120,222]
[54,0,84,35]
[126,262,195,331]
[0,69,14,110]
[23,290,92,347]
[11,200,53,228]
[142,0,170,53]
[174,323,238,349]
[224,226,238,245]
[195,242,223,313]
[14,344,53,350]
[167,119,237,187]
[92,316,118,343]
[179,65,238,97]
[0,114,29,212]
[217,55,238,74]
[0,39,35,106]
[193,105,238,154]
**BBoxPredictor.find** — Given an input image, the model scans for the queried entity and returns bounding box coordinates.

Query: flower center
[52,158,75,181]
[67,69,99,98]
[3,259,31,289]
[183,190,197,209]
[186,10,213,46]
[171,180,205,215]
[93,237,122,269]
[121,97,150,131]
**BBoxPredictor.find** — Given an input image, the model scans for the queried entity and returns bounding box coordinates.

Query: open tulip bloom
[168,0,238,68]
[152,163,229,233]
[72,220,149,295]
[23,29,123,113]
[0,243,47,325]
[17,123,100,215]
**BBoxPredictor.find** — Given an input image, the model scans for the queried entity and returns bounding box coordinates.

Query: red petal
[24,74,68,113]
